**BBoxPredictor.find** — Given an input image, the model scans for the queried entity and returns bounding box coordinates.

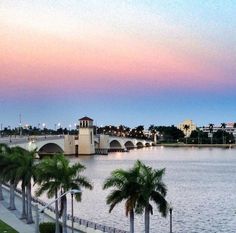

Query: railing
[3,183,129,233]
[0,135,64,145]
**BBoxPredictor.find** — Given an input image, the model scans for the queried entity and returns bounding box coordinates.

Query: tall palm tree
[0,146,20,210]
[58,157,92,233]
[36,154,92,233]
[135,161,168,233]
[103,161,141,233]
[5,147,27,220]
[13,148,37,223]
[0,143,9,201]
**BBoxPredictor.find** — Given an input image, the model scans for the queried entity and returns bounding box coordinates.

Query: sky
[0,0,236,129]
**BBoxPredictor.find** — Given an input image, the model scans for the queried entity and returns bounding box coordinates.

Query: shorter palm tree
[103,161,141,233]
[36,154,92,233]
[135,161,168,233]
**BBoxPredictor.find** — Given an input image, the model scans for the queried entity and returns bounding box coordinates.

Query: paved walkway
[0,189,35,233]
[0,187,81,233]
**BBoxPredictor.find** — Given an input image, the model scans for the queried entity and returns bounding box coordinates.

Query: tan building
[78,116,95,155]
[178,119,197,137]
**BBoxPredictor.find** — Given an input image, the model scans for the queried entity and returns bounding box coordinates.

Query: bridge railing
[0,135,65,145]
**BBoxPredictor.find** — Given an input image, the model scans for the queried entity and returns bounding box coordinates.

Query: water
[43,147,236,232]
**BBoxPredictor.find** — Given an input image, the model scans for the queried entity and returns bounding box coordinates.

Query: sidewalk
[0,189,34,233]
[0,187,81,233]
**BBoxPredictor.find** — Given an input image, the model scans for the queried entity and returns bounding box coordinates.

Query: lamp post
[169,202,173,233]
[69,125,72,135]
[36,189,81,233]
[70,189,81,233]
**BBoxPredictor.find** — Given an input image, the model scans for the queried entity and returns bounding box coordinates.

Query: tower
[78,116,95,155]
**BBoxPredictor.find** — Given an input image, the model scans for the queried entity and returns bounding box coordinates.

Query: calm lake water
[43,147,236,233]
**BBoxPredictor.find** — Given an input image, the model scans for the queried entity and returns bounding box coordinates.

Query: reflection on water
[41,147,236,233]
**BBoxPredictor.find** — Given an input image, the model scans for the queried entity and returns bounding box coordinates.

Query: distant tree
[213,130,235,144]
[183,124,190,143]
[208,123,214,144]
[221,123,226,144]
[190,129,208,144]
[183,124,190,136]
[157,126,184,142]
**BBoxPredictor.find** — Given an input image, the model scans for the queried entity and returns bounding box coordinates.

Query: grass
[0,219,18,233]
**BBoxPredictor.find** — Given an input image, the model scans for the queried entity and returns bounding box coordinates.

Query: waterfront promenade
[0,187,35,233]
[0,186,82,233]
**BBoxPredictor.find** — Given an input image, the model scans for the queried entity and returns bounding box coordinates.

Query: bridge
[0,134,154,156]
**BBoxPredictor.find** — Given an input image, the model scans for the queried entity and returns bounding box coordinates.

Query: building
[200,123,236,138]
[178,119,197,137]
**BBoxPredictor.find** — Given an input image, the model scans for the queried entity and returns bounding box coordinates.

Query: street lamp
[36,189,81,233]
[169,202,173,233]
[69,124,72,135]
[70,189,81,233]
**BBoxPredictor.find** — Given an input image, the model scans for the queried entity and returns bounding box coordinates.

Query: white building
[200,123,236,137]
[178,119,197,137]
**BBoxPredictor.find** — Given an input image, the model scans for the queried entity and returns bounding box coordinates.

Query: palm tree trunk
[144,206,150,233]
[20,183,27,219]
[26,182,33,224]
[0,180,4,200]
[9,182,16,210]
[55,189,60,233]
[62,195,67,233]
[129,209,134,233]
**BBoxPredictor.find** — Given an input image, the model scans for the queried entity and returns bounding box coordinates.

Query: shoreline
[156,143,236,148]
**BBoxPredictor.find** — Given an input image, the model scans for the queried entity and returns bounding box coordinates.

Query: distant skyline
[1,1,236,128]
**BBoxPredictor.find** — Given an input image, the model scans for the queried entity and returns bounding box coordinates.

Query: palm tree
[183,124,190,143]
[0,145,34,216]
[103,161,141,233]
[135,161,168,233]
[148,125,158,142]
[221,123,226,144]
[208,123,214,144]
[0,143,8,201]
[0,146,20,210]
[58,157,92,233]
[36,154,92,233]
[13,148,37,223]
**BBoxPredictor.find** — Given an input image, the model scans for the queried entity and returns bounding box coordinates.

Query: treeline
[188,130,235,144]
[149,125,235,144]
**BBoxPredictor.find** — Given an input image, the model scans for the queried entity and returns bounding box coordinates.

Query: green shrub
[39,222,62,233]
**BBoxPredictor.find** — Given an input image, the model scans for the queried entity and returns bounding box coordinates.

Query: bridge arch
[136,142,144,148]
[38,143,63,155]
[145,142,151,147]
[110,140,122,150]
[124,141,135,149]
